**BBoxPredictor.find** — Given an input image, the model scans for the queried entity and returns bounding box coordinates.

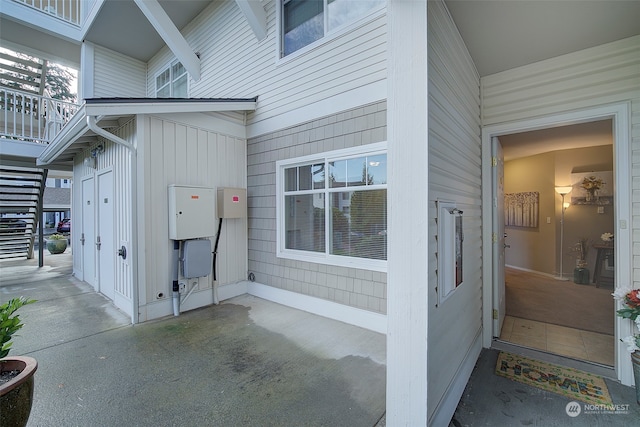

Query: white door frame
[481,102,632,386]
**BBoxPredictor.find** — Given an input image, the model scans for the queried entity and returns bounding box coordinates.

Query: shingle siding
[247,101,388,313]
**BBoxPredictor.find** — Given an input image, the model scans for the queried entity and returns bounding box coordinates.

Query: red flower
[626,290,640,309]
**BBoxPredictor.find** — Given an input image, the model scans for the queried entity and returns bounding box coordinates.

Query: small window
[156,60,188,98]
[277,143,387,270]
[281,0,384,57]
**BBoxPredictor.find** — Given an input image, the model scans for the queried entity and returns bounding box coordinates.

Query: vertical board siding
[94,45,146,98]
[247,102,388,313]
[72,119,136,315]
[147,0,386,128]
[481,35,640,291]
[141,115,248,310]
[427,0,482,421]
[112,120,135,301]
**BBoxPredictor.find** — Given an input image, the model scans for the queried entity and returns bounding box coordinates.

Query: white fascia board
[1,1,84,42]
[37,104,89,166]
[235,0,268,41]
[133,0,201,81]
[84,100,256,116]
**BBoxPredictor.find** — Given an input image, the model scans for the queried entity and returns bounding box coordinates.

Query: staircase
[0,166,47,259]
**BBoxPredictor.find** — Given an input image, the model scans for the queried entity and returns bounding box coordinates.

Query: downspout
[86,116,139,324]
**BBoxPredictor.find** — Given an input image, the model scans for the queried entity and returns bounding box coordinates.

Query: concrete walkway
[1,253,386,426]
[2,252,639,426]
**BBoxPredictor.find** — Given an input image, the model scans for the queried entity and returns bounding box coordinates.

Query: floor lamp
[555,186,572,280]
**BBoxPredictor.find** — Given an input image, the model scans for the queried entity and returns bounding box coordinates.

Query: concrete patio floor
[2,251,639,426]
[1,252,386,426]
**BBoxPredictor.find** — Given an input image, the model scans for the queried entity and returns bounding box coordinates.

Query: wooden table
[592,243,614,287]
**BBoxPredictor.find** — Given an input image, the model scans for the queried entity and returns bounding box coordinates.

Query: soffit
[445,0,640,77]
[84,0,212,62]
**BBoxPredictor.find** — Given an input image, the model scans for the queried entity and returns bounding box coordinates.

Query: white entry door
[97,170,115,301]
[492,137,506,337]
[81,177,95,288]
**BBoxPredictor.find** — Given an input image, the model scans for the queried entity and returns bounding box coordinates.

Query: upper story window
[282,0,385,57]
[155,61,187,98]
[277,143,387,271]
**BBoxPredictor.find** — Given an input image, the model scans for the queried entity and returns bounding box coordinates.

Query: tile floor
[499,315,615,366]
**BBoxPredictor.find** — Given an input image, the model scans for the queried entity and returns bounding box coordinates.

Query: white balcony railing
[13,0,83,26]
[0,88,79,144]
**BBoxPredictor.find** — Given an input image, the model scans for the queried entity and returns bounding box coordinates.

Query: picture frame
[504,192,539,228]
[570,171,613,205]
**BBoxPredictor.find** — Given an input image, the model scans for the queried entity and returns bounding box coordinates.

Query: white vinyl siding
[93,45,146,98]
[427,1,482,423]
[146,0,387,133]
[248,102,387,313]
[481,36,640,126]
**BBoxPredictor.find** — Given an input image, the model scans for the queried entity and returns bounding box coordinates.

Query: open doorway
[482,102,633,385]
[495,119,615,366]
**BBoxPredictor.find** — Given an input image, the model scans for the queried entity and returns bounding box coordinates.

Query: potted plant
[46,233,67,254]
[0,297,37,427]
[572,237,591,284]
[612,287,640,405]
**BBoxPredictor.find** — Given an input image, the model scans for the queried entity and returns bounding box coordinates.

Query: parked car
[57,218,71,233]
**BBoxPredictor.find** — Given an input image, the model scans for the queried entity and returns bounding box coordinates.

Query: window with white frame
[281,0,385,57]
[277,143,387,270]
[155,61,188,98]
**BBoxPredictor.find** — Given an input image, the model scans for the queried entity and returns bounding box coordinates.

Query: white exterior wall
[137,113,248,321]
[92,44,146,98]
[146,0,386,135]
[72,119,136,317]
[481,36,640,385]
[426,1,482,424]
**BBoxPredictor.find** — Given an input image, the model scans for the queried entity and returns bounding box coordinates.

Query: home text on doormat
[495,351,612,405]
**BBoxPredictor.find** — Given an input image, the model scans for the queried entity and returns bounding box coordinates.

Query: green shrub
[0,297,36,358]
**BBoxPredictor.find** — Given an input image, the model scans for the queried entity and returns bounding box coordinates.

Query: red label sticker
[232,196,239,202]
[191,195,199,199]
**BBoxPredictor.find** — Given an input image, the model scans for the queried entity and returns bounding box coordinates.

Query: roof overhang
[37,97,257,167]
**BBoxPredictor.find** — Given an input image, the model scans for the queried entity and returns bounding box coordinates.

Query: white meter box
[168,185,216,240]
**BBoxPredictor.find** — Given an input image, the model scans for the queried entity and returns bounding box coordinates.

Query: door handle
[118,246,127,260]
[96,236,101,250]
[80,233,85,245]
[504,244,511,249]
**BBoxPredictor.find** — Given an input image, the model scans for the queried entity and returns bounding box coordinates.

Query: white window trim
[276,142,388,272]
[275,0,386,64]
[154,59,189,98]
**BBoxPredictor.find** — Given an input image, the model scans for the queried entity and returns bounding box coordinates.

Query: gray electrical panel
[182,239,212,278]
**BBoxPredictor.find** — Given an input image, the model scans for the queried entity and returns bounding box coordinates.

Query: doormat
[495,351,612,405]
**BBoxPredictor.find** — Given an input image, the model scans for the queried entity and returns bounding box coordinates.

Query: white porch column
[386,0,429,425]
